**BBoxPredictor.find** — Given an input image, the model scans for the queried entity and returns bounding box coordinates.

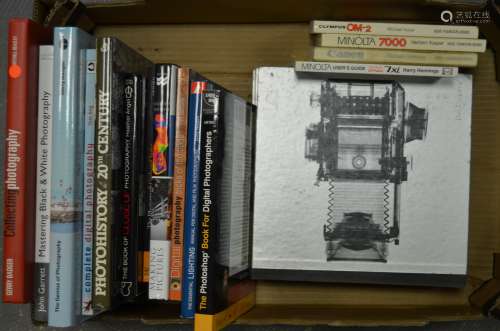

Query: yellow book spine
[194,292,256,331]
[313,47,478,67]
[317,34,487,53]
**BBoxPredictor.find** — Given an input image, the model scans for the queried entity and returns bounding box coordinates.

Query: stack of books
[295,20,486,78]
[2,18,255,330]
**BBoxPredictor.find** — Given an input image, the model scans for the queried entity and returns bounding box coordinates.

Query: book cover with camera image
[251,67,471,287]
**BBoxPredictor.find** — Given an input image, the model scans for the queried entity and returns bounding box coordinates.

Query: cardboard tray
[33,0,500,327]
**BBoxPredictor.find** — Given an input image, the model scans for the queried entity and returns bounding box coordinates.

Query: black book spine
[119,75,143,299]
[94,37,154,311]
[136,74,149,292]
[196,89,222,315]
[93,38,115,312]
[138,73,152,288]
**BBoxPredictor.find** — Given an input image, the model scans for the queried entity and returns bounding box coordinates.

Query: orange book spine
[168,68,190,300]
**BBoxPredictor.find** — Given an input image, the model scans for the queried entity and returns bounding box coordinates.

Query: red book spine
[3,19,49,303]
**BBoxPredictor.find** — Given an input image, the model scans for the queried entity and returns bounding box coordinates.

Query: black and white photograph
[252,67,472,286]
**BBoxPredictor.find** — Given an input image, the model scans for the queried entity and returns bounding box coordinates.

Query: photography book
[315,34,486,53]
[294,61,459,78]
[3,18,50,305]
[172,67,190,315]
[310,20,479,38]
[193,82,257,330]
[93,37,153,313]
[48,27,95,327]
[33,45,53,322]
[119,73,147,300]
[182,72,211,318]
[251,67,471,287]
[82,48,96,317]
[147,64,178,301]
[313,47,478,67]
[182,73,220,318]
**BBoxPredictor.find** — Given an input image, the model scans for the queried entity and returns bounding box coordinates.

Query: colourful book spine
[168,69,184,302]
[312,47,478,67]
[310,20,479,38]
[48,27,95,327]
[316,34,487,53]
[172,68,191,317]
[181,79,207,317]
[33,45,53,322]
[3,18,50,304]
[148,64,177,300]
[82,49,96,317]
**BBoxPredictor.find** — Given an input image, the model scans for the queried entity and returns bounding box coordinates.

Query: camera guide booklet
[251,67,471,287]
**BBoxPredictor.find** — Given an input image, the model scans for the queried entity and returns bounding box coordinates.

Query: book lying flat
[316,34,486,53]
[313,47,478,67]
[310,20,479,38]
[251,67,471,288]
[295,61,459,78]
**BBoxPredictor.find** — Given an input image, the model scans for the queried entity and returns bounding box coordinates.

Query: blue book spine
[48,27,95,328]
[81,49,96,317]
[181,80,206,318]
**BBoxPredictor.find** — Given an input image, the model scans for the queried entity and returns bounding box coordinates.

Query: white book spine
[148,240,170,300]
[313,47,478,67]
[310,20,479,39]
[295,61,459,78]
[33,45,53,321]
[317,34,486,53]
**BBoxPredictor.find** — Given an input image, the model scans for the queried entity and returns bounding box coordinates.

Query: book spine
[119,75,143,299]
[196,89,221,315]
[310,20,479,38]
[312,47,478,67]
[317,34,487,52]
[3,19,42,304]
[48,27,90,327]
[82,49,96,316]
[33,45,53,322]
[168,70,184,302]
[173,68,193,318]
[194,291,256,331]
[148,65,176,300]
[294,61,459,77]
[93,37,113,312]
[136,75,148,297]
[181,80,207,317]
[138,76,150,287]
